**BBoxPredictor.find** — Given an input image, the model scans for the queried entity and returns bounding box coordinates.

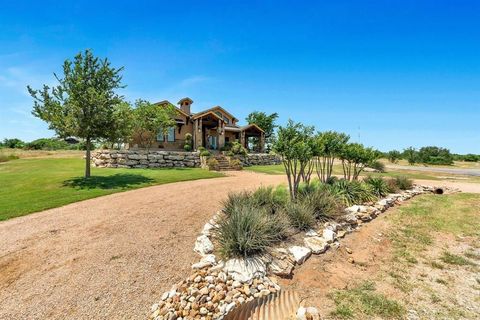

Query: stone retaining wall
[92,150,201,168]
[92,150,281,169]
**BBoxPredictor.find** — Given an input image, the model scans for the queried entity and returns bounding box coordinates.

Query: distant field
[0,148,84,159]
[0,157,222,220]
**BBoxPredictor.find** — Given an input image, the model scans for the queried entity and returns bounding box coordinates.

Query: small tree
[105,101,134,149]
[273,120,314,199]
[403,147,417,165]
[28,49,124,178]
[314,131,349,183]
[246,111,279,151]
[340,143,379,180]
[1,138,25,149]
[133,100,176,151]
[387,150,401,163]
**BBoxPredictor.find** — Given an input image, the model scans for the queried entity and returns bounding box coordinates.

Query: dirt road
[0,171,286,320]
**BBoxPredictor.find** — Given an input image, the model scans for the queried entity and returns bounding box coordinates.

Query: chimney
[177,97,193,115]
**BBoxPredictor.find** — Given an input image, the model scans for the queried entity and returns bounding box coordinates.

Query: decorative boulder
[194,235,214,256]
[288,246,312,264]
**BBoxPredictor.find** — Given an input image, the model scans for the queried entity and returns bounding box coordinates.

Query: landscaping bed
[149,176,447,320]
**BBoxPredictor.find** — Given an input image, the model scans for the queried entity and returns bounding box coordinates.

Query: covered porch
[240,124,265,153]
[192,112,226,151]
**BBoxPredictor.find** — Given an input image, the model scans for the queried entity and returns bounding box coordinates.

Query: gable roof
[241,123,265,133]
[193,106,238,122]
[191,110,223,121]
[154,100,190,117]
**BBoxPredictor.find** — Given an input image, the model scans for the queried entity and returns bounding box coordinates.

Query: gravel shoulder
[0,171,286,320]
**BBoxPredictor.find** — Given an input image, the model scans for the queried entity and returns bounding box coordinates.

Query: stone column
[194,119,203,150]
[260,132,265,153]
[218,120,225,150]
[240,131,246,149]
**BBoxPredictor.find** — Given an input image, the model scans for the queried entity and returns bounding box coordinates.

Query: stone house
[130,97,265,152]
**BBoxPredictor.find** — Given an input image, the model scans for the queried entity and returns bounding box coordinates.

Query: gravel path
[0,171,286,320]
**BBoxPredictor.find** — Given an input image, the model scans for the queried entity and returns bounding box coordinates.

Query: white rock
[194,235,214,256]
[201,222,215,236]
[297,306,320,320]
[322,229,336,243]
[192,254,216,269]
[224,258,266,283]
[304,237,329,254]
[288,246,312,264]
[305,229,319,237]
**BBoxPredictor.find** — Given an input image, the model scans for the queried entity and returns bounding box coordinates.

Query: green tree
[105,101,134,149]
[1,138,25,149]
[133,100,176,151]
[387,150,402,163]
[273,120,314,199]
[246,111,279,150]
[28,49,125,178]
[340,143,380,180]
[417,146,453,165]
[314,131,350,182]
[403,147,417,165]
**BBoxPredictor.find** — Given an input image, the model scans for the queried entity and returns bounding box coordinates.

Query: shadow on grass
[63,173,155,190]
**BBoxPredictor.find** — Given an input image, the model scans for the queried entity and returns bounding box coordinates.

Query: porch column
[260,132,265,153]
[194,119,203,150]
[240,131,246,149]
[218,119,225,150]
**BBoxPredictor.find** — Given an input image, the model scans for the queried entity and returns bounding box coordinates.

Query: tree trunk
[85,138,91,178]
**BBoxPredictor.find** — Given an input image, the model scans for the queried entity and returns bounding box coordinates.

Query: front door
[208,135,217,150]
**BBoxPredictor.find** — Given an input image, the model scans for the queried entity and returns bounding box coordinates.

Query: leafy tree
[1,138,25,148]
[387,150,401,163]
[246,111,279,150]
[104,101,134,149]
[403,147,417,165]
[340,143,380,180]
[417,146,453,165]
[132,100,176,151]
[273,120,314,199]
[28,49,125,178]
[314,131,349,182]
[462,154,479,162]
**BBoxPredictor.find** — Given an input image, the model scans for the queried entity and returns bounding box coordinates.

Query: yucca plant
[222,191,252,216]
[327,179,376,206]
[394,176,413,190]
[283,201,315,230]
[301,188,343,220]
[215,205,287,258]
[364,176,390,197]
[251,186,283,214]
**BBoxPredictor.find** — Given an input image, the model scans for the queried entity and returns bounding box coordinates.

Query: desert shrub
[301,188,343,220]
[364,176,390,197]
[394,176,413,190]
[386,179,400,193]
[328,179,376,206]
[206,157,218,170]
[368,160,385,173]
[283,201,315,230]
[222,191,252,216]
[216,205,287,258]
[229,158,242,170]
[230,141,248,156]
[0,153,19,162]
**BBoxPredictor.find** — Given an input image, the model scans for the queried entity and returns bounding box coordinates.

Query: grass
[0,157,222,220]
[329,281,405,319]
[440,251,476,266]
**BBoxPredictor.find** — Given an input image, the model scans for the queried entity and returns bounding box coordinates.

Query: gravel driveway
[0,171,286,320]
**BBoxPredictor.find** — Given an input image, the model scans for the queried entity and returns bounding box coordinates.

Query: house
[131,97,265,152]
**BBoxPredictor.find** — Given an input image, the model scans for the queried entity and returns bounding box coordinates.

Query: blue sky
[0,0,479,153]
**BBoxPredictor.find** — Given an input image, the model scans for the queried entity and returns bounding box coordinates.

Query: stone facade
[91,150,201,168]
[92,150,281,169]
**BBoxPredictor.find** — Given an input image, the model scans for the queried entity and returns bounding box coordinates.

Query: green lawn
[0,158,222,221]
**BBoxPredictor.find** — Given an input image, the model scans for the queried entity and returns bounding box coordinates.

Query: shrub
[283,201,315,230]
[207,158,218,170]
[368,160,385,173]
[394,176,413,190]
[215,205,287,258]
[387,150,402,163]
[0,153,19,163]
[230,141,248,156]
[250,186,281,214]
[222,191,252,216]
[301,188,343,220]
[200,150,211,157]
[229,158,242,170]
[328,179,376,206]
[25,138,71,150]
[184,133,193,151]
[1,138,25,149]
[198,146,206,152]
[364,176,390,197]
[386,178,400,193]
[184,144,192,151]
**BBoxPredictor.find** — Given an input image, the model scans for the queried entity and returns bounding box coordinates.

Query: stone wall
[92,150,201,168]
[241,153,282,166]
[92,150,281,169]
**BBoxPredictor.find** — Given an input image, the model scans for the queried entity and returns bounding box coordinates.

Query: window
[223,116,230,124]
[157,130,164,142]
[167,127,175,142]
